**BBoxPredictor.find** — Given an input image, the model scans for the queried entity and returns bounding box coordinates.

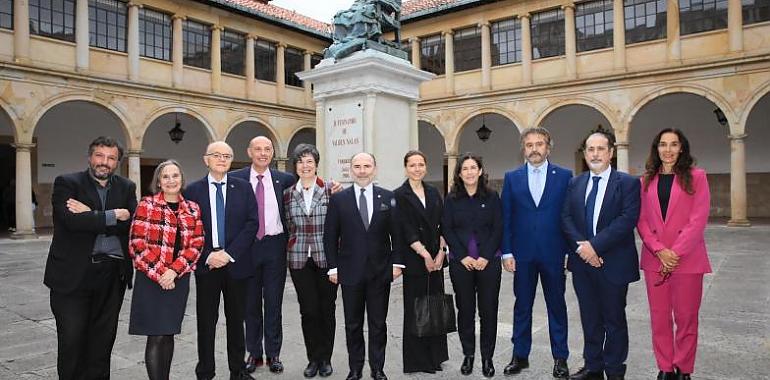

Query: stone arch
[533,97,618,131]
[0,97,20,141]
[225,116,281,154]
[450,107,523,152]
[141,106,216,148]
[28,92,132,143]
[286,126,317,160]
[625,84,736,133]
[738,79,770,131]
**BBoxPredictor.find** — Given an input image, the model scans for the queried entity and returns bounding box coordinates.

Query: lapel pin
[481,203,486,208]
[377,194,381,199]
[552,170,556,174]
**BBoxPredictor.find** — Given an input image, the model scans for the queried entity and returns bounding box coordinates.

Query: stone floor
[0,224,768,380]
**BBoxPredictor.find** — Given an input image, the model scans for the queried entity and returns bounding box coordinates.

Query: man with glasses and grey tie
[500,127,572,379]
[184,141,259,380]
[323,152,404,380]
[560,132,640,380]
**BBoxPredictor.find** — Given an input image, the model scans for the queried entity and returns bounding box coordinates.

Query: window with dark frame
[221,29,245,76]
[531,8,565,59]
[88,0,127,52]
[311,53,323,68]
[401,40,412,63]
[138,7,171,61]
[183,19,211,69]
[679,0,728,35]
[453,26,482,72]
[29,0,76,42]
[491,17,522,65]
[624,0,667,43]
[0,0,12,30]
[284,46,304,87]
[420,33,445,75]
[742,0,770,24]
[255,39,276,81]
[576,0,614,52]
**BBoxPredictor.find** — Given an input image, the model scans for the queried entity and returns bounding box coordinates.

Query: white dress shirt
[206,173,234,264]
[528,159,548,207]
[249,166,284,236]
[584,165,612,237]
[295,179,317,258]
[352,183,374,223]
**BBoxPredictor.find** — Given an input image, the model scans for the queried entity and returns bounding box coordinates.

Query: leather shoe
[553,358,569,378]
[318,361,333,377]
[370,369,388,380]
[674,367,691,380]
[345,370,362,380]
[482,359,495,378]
[304,361,319,378]
[657,371,676,380]
[267,357,284,373]
[569,367,605,380]
[503,356,529,375]
[245,355,264,373]
[606,376,624,380]
[230,371,255,380]
[460,355,474,375]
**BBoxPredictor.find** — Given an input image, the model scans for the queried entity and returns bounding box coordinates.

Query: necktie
[256,175,265,239]
[585,176,601,238]
[532,168,543,206]
[213,182,226,248]
[359,188,369,230]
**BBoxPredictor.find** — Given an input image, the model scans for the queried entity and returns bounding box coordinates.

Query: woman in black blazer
[441,153,503,378]
[394,150,449,374]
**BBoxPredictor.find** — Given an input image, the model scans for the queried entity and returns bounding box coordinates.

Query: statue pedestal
[298,49,435,189]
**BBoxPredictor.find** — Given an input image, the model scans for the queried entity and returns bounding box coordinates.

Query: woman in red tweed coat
[128,159,204,380]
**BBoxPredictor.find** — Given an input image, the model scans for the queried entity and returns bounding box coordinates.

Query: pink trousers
[643,270,704,374]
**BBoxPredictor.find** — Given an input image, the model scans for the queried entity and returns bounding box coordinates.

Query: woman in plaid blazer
[128,160,204,380]
[283,144,338,378]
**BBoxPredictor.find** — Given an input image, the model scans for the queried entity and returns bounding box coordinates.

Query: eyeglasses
[205,152,233,161]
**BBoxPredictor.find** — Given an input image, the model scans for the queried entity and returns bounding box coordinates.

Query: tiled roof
[402,0,462,16]
[216,0,333,36]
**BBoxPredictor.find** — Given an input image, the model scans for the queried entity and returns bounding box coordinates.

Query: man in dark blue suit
[230,136,296,374]
[561,132,641,380]
[184,141,258,380]
[323,152,404,380]
[501,127,572,378]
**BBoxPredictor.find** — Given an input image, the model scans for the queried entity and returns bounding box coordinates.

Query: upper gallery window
[88,0,127,52]
[742,0,770,24]
[576,0,614,52]
[624,0,667,43]
[491,17,522,65]
[221,29,245,76]
[183,19,211,69]
[255,39,277,81]
[138,8,171,61]
[29,0,76,42]
[284,46,304,87]
[531,8,565,59]
[0,0,12,30]
[420,33,445,75]
[453,26,482,72]
[679,0,728,35]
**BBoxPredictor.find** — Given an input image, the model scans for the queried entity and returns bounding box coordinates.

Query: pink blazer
[637,167,712,274]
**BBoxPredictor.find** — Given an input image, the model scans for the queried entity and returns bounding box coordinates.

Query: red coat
[637,167,712,274]
[129,192,204,283]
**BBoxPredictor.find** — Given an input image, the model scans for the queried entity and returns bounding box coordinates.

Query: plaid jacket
[284,177,331,270]
[129,192,204,284]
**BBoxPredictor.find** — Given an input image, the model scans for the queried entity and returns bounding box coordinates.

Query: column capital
[171,14,186,21]
[561,3,576,10]
[519,13,531,20]
[127,1,143,8]
[729,133,747,140]
[212,25,224,32]
[303,50,312,56]
[478,20,491,28]
[442,30,454,37]
[277,42,287,49]
[409,36,420,44]
[246,34,258,41]
[11,143,36,151]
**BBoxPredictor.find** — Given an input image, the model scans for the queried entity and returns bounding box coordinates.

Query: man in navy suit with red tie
[323,152,404,380]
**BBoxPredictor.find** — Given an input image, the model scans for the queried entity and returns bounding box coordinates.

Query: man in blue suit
[323,152,404,380]
[184,141,258,380]
[561,132,641,380]
[501,127,572,378]
[230,136,296,374]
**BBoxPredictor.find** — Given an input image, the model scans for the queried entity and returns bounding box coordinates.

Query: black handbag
[410,273,457,337]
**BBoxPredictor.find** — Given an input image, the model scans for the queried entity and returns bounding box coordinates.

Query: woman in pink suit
[637,128,712,380]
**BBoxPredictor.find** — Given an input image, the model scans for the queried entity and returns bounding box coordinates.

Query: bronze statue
[324,0,408,61]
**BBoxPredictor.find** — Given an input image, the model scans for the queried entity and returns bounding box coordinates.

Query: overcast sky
[271,0,356,23]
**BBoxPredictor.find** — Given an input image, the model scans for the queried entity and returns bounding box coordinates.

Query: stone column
[172,15,185,87]
[728,0,743,52]
[409,101,419,149]
[563,4,577,79]
[410,37,421,69]
[275,157,288,172]
[11,143,36,239]
[75,0,89,72]
[615,142,629,173]
[303,51,312,107]
[480,21,492,90]
[211,26,222,94]
[127,2,141,81]
[728,134,751,226]
[666,0,681,61]
[245,35,256,100]
[613,0,626,70]
[521,14,533,85]
[13,0,30,63]
[128,150,142,200]
[276,42,286,104]
[445,152,459,190]
[443,30,454,95]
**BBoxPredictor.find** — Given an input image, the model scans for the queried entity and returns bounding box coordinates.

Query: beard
[89,164,114,180]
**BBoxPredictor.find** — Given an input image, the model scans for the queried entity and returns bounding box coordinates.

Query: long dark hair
[643,128,696,194]
[450,153,490,198]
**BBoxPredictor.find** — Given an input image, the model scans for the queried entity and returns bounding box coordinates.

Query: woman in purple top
[441,153,503,378]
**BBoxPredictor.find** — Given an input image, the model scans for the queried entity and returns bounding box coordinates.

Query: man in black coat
[44,136,137,380]
[323,152,404,380]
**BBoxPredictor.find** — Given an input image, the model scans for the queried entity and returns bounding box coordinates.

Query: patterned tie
[213,182,226,249]
[532,167,543,206]
[359,188,369,230]
[585,176,602,238]
[256,175,265,239]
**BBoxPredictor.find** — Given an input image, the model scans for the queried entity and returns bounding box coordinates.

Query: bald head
[247,135,275,173]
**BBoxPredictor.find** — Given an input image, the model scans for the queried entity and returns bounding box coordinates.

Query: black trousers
[449,259,502,360]
[194,267,248,379]
[50,260,125,380]
[341,279,391,373]
[289,258,339,363]
[245,234,287,358]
